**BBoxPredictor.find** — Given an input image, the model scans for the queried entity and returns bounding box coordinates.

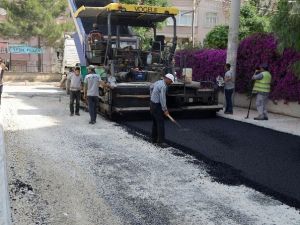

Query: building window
[166,17,174,26]
[167,10,195,27]
[179,10,193,26]
[205,12,218,28]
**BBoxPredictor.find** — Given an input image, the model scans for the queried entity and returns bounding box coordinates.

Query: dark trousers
[150,102,165,143]
[0,85,3,105]
[88,96,99,122]
[70,90,80,114]
[225,88,234,113]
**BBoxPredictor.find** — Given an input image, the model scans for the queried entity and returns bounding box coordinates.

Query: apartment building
[158,0,230,46]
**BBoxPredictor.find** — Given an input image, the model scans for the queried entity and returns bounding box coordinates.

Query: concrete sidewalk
[217,107,300,137]
[0,113,11,225]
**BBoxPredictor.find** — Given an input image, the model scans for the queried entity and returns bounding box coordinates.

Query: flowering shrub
[175,33,300,102]
[235,33,279,94]
[175,49,226,81]
[236,33,300,102]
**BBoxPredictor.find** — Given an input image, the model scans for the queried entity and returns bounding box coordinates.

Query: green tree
[239,3,270,39]
[120,0,168,49]
[0,0,72,71]
[178,41,202,50]
[203,2,270,49]
[271,0,300,51]
[271,0,300,76]
[0,0,70,47]
[248,0,277,16]
[203,25,229,49]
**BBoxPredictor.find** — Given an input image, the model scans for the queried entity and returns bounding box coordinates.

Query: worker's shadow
[17,109,44,116]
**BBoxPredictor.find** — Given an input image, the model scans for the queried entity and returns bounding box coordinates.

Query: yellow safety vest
[253,71,272,93]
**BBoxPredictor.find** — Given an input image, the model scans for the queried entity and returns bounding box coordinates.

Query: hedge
[175,33,300,103]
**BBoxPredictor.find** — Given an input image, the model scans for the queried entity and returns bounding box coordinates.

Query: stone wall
[3,72,61,82]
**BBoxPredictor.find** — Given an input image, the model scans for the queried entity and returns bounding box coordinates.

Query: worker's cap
[88,65,95,70]
[260,63,269,70]
[165,73,175,83]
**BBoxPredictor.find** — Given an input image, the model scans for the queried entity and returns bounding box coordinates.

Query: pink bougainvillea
[175,49,227,81]
[175,33,300,102]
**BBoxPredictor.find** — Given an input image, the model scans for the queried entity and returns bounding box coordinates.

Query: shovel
[166,114,190,132]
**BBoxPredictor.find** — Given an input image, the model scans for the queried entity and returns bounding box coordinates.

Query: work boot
[151,139,157,144]
[157,142,169,148]
[254,115,265,120]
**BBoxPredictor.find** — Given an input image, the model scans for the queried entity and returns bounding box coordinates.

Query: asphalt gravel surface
[123,115,300,207]
[1,83,300,225]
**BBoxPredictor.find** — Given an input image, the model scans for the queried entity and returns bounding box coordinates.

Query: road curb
[0,114,12,225]
[217,110,300,137]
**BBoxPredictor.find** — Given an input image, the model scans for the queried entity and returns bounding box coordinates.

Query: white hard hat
[165,73,175,83]
[88,65,95,69]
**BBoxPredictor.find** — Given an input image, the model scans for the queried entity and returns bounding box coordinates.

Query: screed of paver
[2,83,300,225]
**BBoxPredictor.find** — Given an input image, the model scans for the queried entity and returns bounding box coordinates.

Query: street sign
[8,45,43,54]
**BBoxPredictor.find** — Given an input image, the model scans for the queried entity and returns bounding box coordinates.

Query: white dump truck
[60,36,80,93]
[62,36,80,73]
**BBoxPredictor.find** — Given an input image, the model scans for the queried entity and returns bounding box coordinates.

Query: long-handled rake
[166,114,190,131]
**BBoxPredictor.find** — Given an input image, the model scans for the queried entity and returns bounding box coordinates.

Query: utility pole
[226,0,241,78]
[192,0,197,48]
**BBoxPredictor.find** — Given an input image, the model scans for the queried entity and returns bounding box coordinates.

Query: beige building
[158,0,230,47]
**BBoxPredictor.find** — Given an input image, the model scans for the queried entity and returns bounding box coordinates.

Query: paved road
[123,117,300,207]
[2,84,300,225]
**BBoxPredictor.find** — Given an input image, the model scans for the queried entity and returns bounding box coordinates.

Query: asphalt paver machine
[74,2,222,118]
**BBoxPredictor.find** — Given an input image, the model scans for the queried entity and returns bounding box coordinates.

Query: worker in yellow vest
[252,64,272,120]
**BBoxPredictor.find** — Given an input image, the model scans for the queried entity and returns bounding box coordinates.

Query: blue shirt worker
[68,67,82,116]
[252,64,272,120]
[150,73,175,146]
[84,65,105,124]
[224,63,235,114]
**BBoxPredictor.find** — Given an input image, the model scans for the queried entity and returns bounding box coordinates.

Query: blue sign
[8,46,43,54]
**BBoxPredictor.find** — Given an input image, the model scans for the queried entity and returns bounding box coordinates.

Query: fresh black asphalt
[122,117,300,208]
